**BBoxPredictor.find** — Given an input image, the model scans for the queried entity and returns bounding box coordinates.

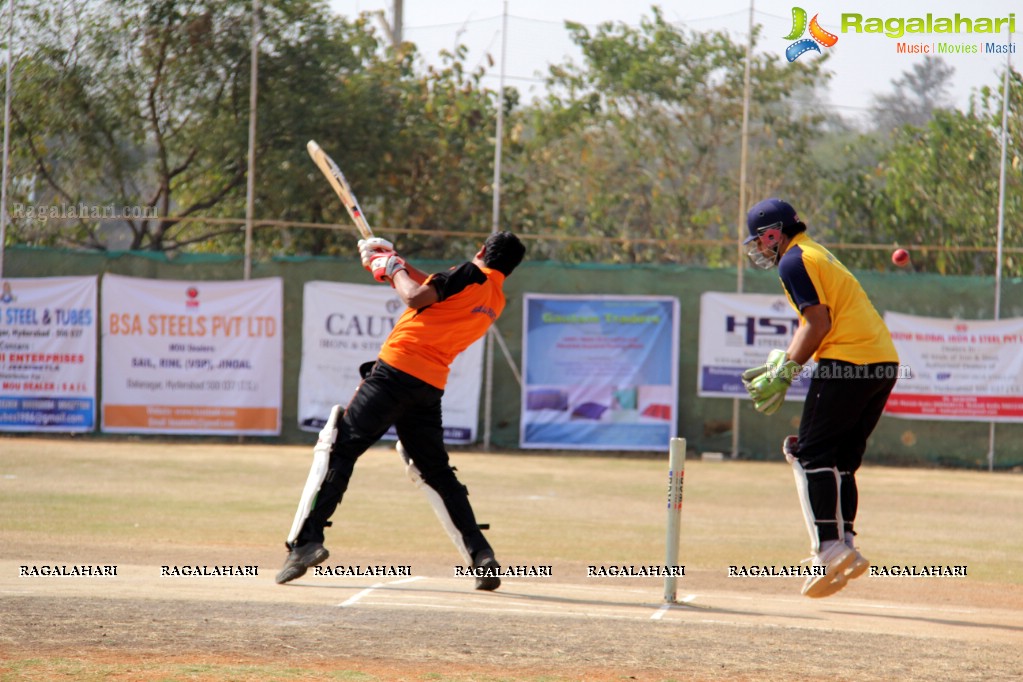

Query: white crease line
[699,591,979,615]
[650,594,696,619]
[350,600,653,621]
[338,575,424,608]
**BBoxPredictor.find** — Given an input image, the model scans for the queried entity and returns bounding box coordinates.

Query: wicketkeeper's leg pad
[286,404,342,548]
[397,440,473,565]
[839,470,857,540]
[786,436,844,553]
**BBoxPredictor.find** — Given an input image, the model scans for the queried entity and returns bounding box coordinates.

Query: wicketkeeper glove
[369,251,407,285]
[358,237,395,269]
[741,349,802,415]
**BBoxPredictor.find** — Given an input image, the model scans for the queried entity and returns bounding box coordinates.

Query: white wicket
[664,437,686,603]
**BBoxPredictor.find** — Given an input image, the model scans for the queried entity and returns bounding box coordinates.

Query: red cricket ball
[892,248,910,267]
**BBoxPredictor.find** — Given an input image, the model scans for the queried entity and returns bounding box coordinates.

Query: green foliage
[4,1,394,254]
[2,4,1018,273]
[3,1,508,261]
[506,9,831,264]
[362,46,510,261]
[826,68,1022,275]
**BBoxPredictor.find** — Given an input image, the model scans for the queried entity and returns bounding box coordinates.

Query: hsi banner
[101,274,283,435]
[520,294,679,450]
[0,276,98,432]
[884,313,1023,422]
[697,292,809,399]
[297,281,484,444]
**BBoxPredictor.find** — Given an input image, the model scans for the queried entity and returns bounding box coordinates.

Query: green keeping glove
[742,349,802,415]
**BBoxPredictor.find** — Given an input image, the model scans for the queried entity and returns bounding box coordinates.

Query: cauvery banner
[520,294,679,450]
[297,281,484,444]
[101,274,283,435]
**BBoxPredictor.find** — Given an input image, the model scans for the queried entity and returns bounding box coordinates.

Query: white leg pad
[397,440,472,564]
[790,459,845,554]
[286,405,342,547]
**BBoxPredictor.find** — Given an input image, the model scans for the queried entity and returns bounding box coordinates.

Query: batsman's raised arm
[276,231,525,592]
[391,266,438,309]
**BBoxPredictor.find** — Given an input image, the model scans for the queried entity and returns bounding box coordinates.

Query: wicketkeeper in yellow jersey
[741,198,899,599]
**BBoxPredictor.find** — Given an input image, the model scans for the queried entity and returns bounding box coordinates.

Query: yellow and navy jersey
[778,233,898,365]
[378,261,506,389]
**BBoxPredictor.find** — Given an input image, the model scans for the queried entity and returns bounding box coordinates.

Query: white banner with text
[101,274,283,434]
[697,292,810,399]
[884,312,1023,421]
[297,281,484,444]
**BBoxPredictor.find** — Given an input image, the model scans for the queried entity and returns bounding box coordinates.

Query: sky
[334,0,1017,126]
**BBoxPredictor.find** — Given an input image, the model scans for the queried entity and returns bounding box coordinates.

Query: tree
[503,9,833,264]
[870,56,956,133]
[4,0,388,253]
[4,1,513,261]
[354,46,516,262]
[826,67,1022,275]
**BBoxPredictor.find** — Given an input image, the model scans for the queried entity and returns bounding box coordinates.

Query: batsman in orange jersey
[277,231,526,591]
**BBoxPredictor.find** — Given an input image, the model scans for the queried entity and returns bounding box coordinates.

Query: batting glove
[358,237,395,269]
[369,251,407,285]
[742,349,802,415]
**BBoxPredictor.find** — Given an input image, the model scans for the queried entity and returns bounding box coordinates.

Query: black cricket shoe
[473,550,501,592]
[275,542,329,584]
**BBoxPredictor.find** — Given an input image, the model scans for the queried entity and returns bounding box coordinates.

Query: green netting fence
[5,245,1023,469]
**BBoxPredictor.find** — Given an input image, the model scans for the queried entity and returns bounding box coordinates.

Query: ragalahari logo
[785,7,838,61]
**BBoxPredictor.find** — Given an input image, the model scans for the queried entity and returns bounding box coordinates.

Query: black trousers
[296,360,492,561]
[796,360,898,544]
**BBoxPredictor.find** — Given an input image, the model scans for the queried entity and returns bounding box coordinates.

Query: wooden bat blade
[306,139,374,238]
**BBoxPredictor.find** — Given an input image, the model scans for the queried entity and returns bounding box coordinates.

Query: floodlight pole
[243,0,260,281]
[482,1,508,450]
[732,1,754,458]
[988,32,1012,472]
[0,0,14,280]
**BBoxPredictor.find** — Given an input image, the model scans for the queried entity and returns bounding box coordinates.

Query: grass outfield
[1,437,1021,680]
[2,437,1019,582]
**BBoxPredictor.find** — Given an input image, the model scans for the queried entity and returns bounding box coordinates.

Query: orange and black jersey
[378,261,506,390]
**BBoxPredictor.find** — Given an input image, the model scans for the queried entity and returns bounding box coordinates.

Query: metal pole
[0,0,14,280]
[731,1,754,458]
[482,1,508,451]
[987,32,1011,472]
[392,0,403,45]
[243,0,260,280]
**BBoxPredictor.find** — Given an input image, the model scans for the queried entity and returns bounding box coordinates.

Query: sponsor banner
[520,294,679,450]
[697,292,809,399]
[885,313,1023,422]
[296,281,483,444]
[101,274,283,435]
[0,276,98,432]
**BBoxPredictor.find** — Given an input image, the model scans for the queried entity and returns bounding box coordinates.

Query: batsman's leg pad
[286,404,342,548]
[397,440,473,565]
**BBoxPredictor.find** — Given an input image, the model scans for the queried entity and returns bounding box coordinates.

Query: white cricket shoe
[801,541,856,599]
[843,543,870,581]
